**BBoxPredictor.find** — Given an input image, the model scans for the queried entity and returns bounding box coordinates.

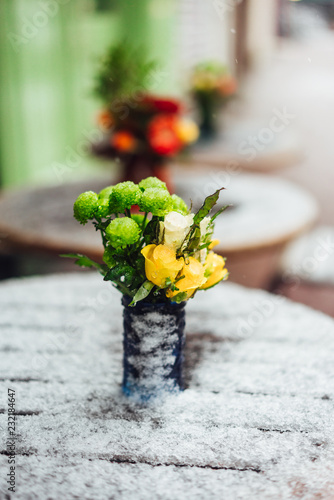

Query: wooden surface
[1,273,334,499]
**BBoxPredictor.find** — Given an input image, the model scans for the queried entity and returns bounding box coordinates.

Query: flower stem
[142,212,148,230]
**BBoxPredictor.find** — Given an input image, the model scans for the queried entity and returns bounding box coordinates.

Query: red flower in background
[148,115,183,156]
[142,96,183,114]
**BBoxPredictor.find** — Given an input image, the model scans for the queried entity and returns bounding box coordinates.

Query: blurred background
[1,0,334,315]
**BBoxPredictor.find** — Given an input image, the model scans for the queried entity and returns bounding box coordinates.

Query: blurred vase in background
[191,61,237,140]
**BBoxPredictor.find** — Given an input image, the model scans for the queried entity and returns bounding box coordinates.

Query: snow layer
[175,173,318,252]
[280,225,334,285]
[0,273,334,499]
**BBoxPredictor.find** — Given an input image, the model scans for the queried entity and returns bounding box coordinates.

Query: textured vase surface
[122,297,186,401]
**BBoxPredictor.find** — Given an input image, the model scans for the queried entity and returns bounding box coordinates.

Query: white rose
[197,216,213,263]
[200,217,211,238]
[199,248,207,264]
[163,211,194,251]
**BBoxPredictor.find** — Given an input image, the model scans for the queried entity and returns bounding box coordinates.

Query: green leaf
[184,226,201,253]
[94,41,158,106]
[61,253,82,259]
[61,253,106,274]
[164,277,173,288]
[164,275,184,291]
[103,262,143,296]
[143,216,160,245]
[211,204,230,222]
[130,281,155,306]
[193,189,224,225]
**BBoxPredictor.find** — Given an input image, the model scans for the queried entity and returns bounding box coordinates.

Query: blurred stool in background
[272,226,334,318]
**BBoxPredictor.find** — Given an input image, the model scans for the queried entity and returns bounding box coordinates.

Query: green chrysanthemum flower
[96,198,111,218]
[139,188,172,217]
[110,181,141,211]
[73,191,99,225]
[105,217,141,249]
[103,246,116,267]
[99,185,123,214]
[99,186,114,199]
[170,194,189,215]
[139,176,168,192]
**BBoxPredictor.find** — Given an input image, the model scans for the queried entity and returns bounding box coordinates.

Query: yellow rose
[201,252,228,289]
[141,244,184,288]
[167,257,207,300]
[209,239,220,250]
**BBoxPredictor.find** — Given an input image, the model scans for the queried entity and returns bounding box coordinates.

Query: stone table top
[0,273,334,499]
[0,173,318,259]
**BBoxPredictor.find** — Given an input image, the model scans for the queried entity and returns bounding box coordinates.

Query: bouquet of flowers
[68,177,228,305]
[66,177,229,399]
[98,95,199,160]
[191,61,237,97]
[191,61,237,137]
[93,43,198,186]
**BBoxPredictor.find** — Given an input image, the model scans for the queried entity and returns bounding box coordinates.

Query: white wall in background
[177,0,232,82]
[246,0,278,68]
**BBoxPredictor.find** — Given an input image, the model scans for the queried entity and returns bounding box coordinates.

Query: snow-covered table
[1,273,334,500]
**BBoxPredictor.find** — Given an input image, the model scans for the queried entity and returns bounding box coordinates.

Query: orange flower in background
[148,115,183,156]
[97,110,113,129]
[111,131,137,153]
[218,75,237,96]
